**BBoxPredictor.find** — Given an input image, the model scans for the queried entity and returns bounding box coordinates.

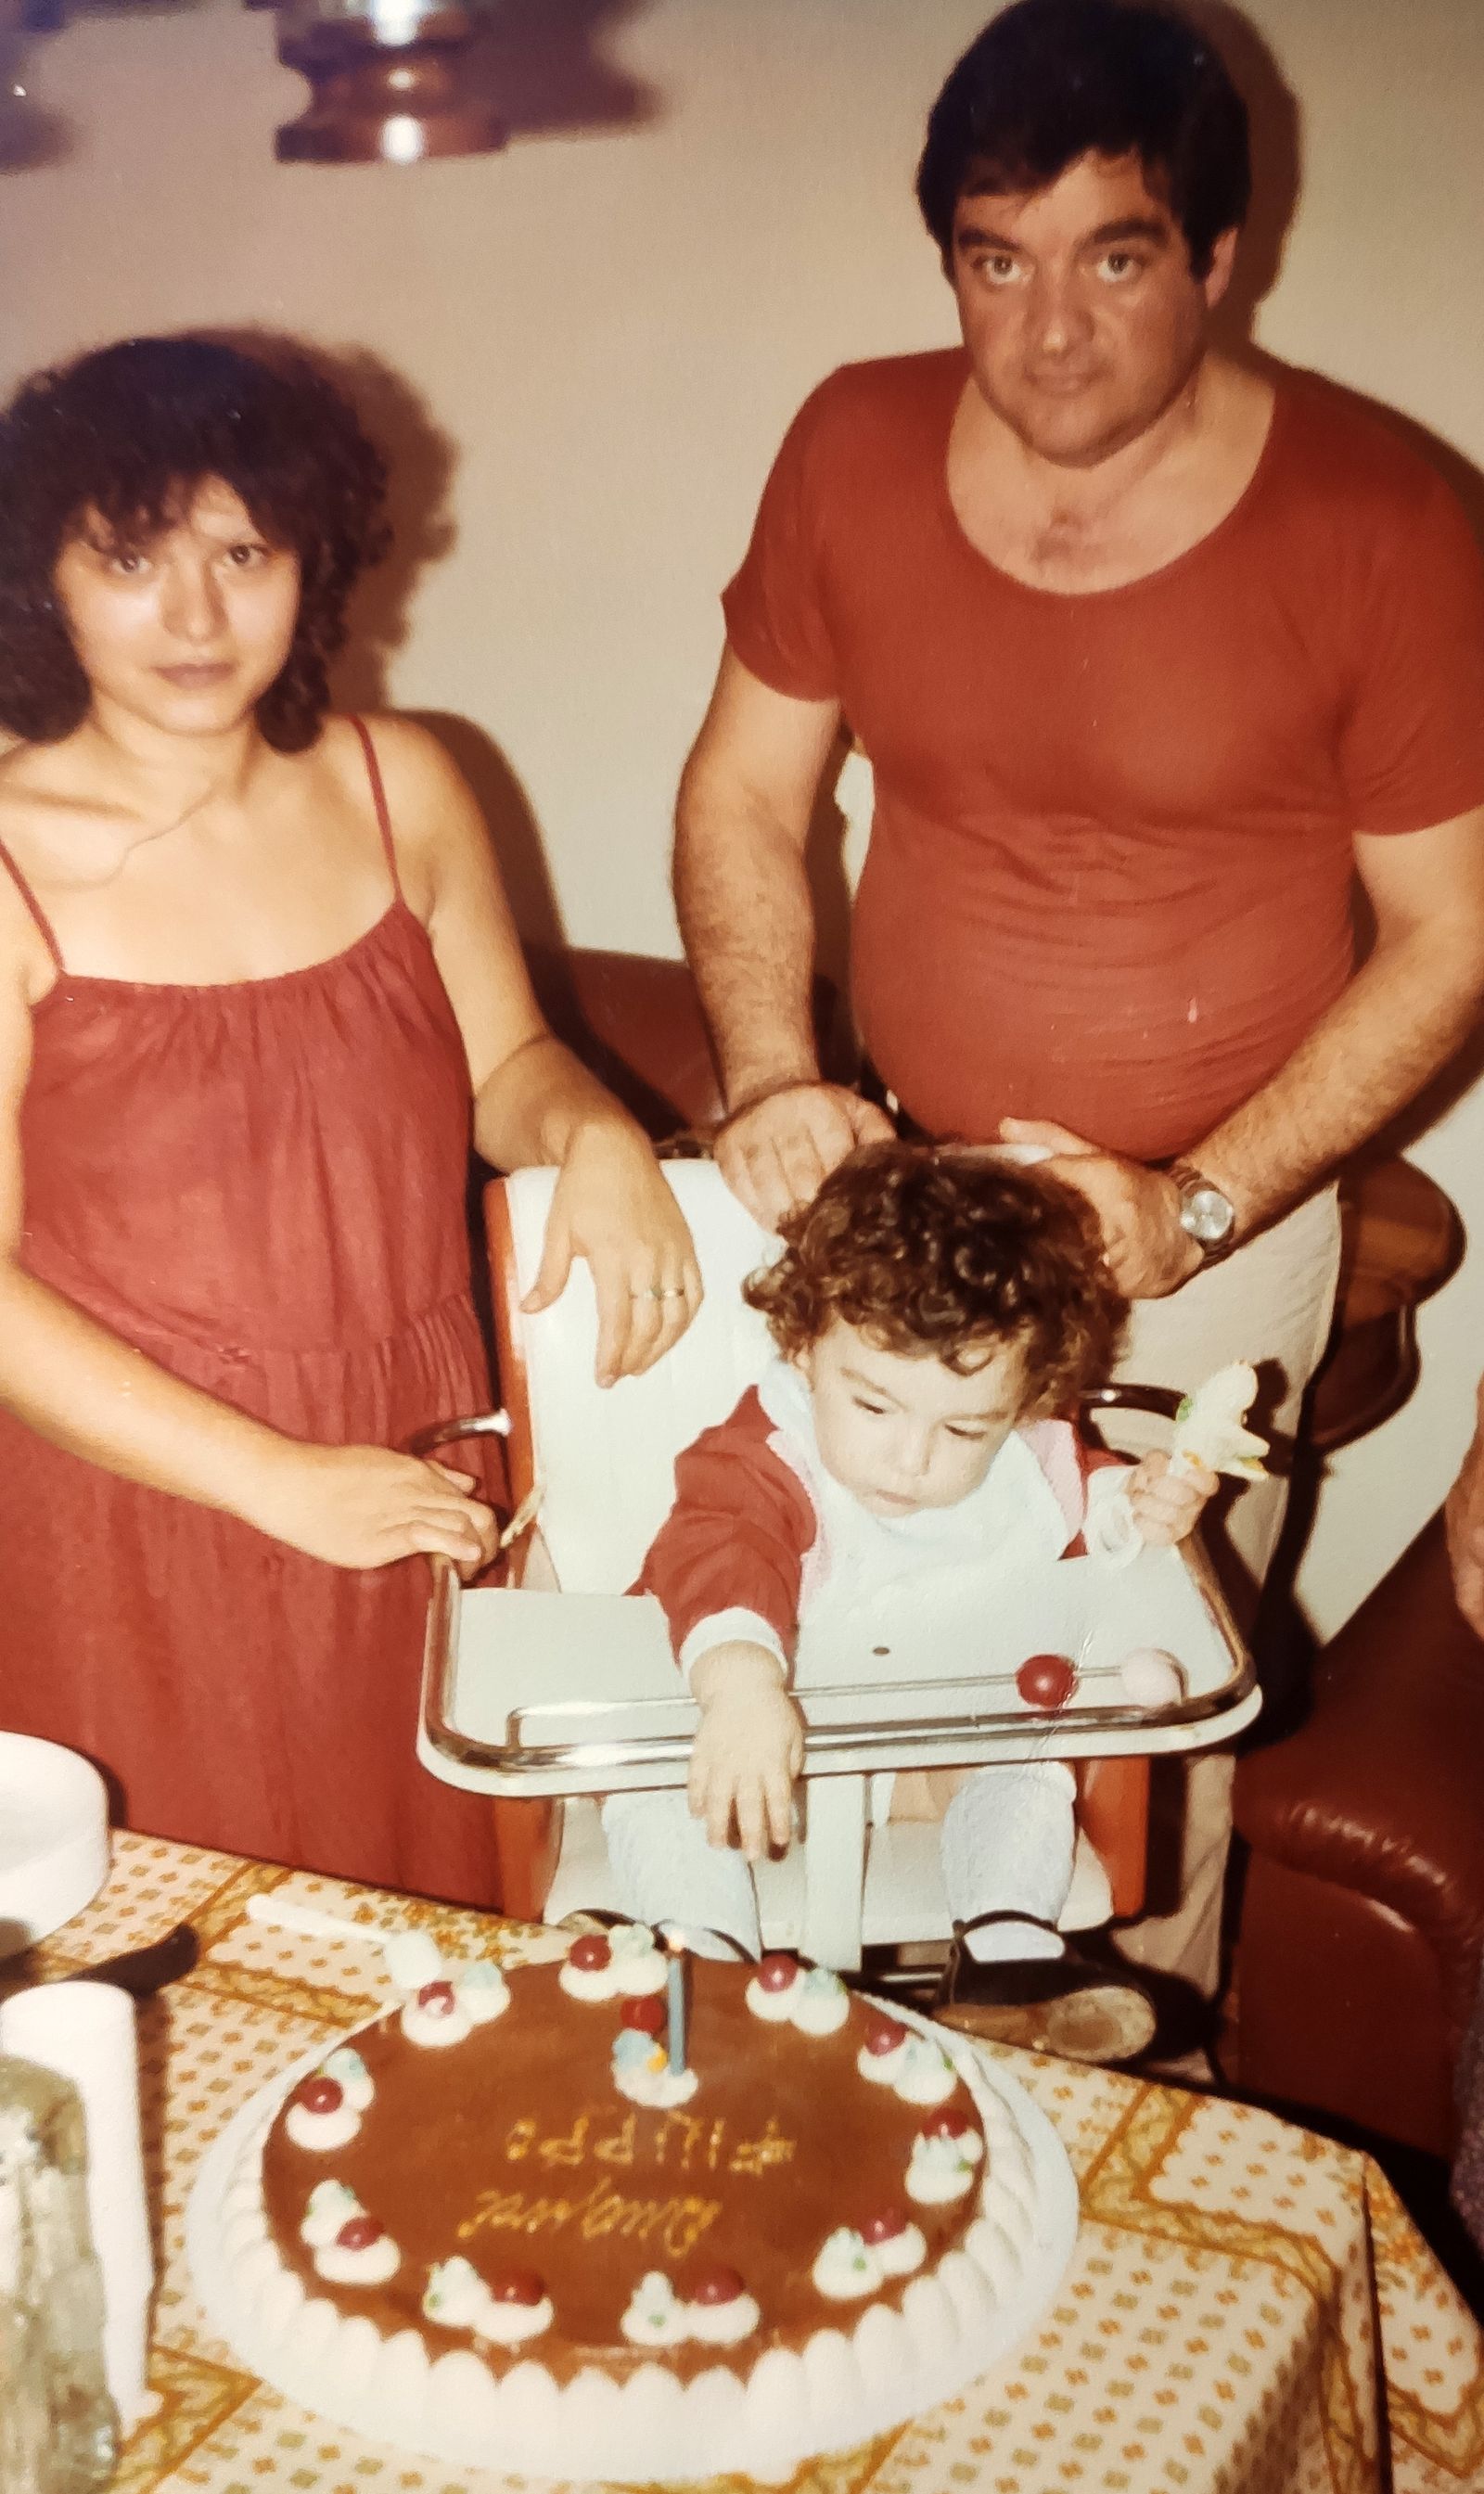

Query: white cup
[0,1980,154,2428]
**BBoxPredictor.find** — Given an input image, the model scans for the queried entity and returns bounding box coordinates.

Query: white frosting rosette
[299,2180,399,2284]
[400,1980,473,2049]
[744,1958,850,2035]
[559,1923,669,2003]
[872,2219,928,2278]
[610,2027,698,2108]
[423,2256,552,2346]
[857,2028,958,2107]
[320,2045,374,2107]
[812,2219,928,2299]
[906,2129,980,2206]
[283,2048,372,2151]
[812,2227,876,2299]
[813,2217,928,2297]
[620,2270,689,2347]
[455,1960,511,2025]
[620,2268,760,2348]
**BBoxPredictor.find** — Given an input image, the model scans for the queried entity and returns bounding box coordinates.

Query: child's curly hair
[0,333,389,754]
[745,1141,1127,1415]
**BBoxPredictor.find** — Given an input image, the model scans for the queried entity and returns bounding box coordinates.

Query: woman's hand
[522,1119,703,1387]
[1127,1449,1219,1547]
[687,1643,803,1859]
[248,1443,497,1572]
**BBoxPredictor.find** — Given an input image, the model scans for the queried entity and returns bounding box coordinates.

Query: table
[16,1832,1483,2494]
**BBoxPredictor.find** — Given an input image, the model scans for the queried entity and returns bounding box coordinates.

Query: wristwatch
[1168,1158,1238,1262]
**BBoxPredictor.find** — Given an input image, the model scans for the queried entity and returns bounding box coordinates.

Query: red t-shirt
[722,352,1484,1159]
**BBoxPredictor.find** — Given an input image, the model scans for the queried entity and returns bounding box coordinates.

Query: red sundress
[0,721,504,1905]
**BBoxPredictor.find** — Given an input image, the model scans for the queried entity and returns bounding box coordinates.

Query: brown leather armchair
[1233,1516,1484,2156]
[1230,1157,1480,2159]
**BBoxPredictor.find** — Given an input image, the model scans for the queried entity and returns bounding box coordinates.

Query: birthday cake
[192,1926,1077,2479]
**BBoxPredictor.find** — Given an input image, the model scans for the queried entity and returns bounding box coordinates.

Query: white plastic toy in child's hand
[1169,1362,1268,1483]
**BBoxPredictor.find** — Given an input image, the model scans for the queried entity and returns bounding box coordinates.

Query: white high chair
[416,1163,1260,1971]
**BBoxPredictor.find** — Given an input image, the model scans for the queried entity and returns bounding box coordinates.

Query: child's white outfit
[607,1357,1136,1961]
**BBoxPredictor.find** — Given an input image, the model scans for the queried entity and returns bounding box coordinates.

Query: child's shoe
[931,1913,1158,2065]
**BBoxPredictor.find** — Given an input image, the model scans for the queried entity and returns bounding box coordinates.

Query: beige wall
[3,0,1482,1631]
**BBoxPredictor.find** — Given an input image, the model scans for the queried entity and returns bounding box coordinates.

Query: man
[672,0,1484,2006]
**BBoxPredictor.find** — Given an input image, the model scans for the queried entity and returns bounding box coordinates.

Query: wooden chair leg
[1078,1756,1150,1921]
[492,1797,564,1924]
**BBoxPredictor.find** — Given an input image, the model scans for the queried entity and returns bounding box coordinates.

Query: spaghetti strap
[350,716,404,906]
[0,838,65,977]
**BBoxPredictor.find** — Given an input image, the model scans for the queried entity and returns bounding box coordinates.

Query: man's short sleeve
[1338,466,1484,835]
[722,383,844,702]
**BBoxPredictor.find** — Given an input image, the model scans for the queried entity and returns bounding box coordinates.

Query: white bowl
[0,1732,110,1958]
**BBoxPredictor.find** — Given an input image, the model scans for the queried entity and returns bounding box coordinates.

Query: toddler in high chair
[605,1142,1219,2063]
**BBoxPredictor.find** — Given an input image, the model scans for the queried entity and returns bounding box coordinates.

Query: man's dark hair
[0,333,390,752]
[916,0,1250,278]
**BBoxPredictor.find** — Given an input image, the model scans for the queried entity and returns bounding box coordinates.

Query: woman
[0,333,700,1903]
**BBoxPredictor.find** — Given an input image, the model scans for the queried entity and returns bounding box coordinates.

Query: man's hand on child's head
[1127,1449,1218,1546]
[688,1643,804,1860]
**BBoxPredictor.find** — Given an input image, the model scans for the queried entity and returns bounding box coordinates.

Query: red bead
[1016,1652,1078,1709]
[294,2076,343,2115]
[490,2267,546,2306]
[682,2260,746,2306]
[860,2206,907,2245]
[335,2215,382,2251]
[924,2105,973,2141]
[568,1933,612,1973]
[864,2014,906,2057]
[756,1951,799,1993]
[620,1994,665,2034]
[416,1979,456,2013]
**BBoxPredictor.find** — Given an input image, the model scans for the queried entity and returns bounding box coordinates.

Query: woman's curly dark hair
[0,333,390,751]
[745,1141,1127,1416]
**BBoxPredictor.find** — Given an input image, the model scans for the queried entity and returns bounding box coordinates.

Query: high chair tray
[418,1536,1257,1797]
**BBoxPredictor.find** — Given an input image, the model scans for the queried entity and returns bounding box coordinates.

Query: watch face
[1182,1183,1235,1246]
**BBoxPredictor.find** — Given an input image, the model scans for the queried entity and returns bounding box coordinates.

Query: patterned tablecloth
[11,1831,1482,2494]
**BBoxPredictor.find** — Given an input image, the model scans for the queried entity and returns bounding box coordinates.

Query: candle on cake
[663,1933,689,2077]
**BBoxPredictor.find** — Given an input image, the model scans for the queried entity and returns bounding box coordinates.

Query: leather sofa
[523,941,1484,2160]
[1233,1516,1484,2158]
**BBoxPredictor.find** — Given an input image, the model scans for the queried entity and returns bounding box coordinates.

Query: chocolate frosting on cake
[261,1957,983,2385]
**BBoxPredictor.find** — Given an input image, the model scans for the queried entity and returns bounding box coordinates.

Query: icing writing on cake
[300,2180,400,2284]
[423,2255,553,2346]
[620,2262,761,2348]
[499,2108,794,2178]
[458,2175,722,2262]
